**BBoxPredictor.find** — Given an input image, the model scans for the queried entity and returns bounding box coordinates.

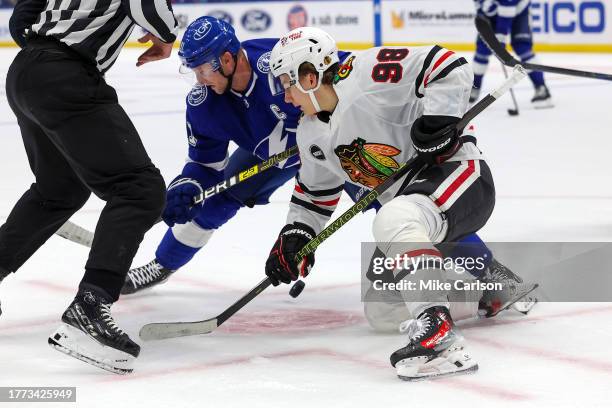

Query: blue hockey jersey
[475,0,531,35]
[183,38,301,188]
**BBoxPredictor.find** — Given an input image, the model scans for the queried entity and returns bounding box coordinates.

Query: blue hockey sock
[155,228,202,271]
[449,233,493,279]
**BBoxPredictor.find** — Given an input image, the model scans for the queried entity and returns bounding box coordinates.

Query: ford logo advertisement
[241,10,272,32]
[208,10,233,26]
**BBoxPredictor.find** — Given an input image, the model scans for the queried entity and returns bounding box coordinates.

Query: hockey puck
[289,280,306,298]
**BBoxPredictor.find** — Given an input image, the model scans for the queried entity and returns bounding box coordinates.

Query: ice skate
[531,85,553,109]
[478,258,538,317]
[48,289,140,374]
[390,306,478,381]
[121,259,175,295]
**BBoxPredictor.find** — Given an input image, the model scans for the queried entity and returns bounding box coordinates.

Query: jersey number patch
[371,48,409,83]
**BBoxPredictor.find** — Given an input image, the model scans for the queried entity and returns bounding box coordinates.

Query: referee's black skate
[390,306,478,381]
[121,259,175,295]
[478,258,538,317]
[48,288,140,374]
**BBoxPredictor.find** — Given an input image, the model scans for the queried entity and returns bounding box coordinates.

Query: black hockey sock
[80,269,125,302]
[0,265,10,280]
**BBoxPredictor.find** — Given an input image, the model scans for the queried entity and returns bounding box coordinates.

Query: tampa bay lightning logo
[193,20,212,40]
[257,51,271,74]
[188,85,208,106]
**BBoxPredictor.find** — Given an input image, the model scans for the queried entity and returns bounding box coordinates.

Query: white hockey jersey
[287,45,485,233]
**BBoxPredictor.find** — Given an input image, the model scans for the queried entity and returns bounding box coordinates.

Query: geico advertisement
[531,0,610,43]
[130,2,373,44]
[381,0,611,45]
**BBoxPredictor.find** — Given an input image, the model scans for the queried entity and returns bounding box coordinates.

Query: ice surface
[1,48,611,407]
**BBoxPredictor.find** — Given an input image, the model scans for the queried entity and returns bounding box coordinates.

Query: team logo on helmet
[334,56,355,84]
[334,138,401,188]
[280,30,303,46]
[193,20,212,41]
[257,51,271,73]
[188,85,208,106]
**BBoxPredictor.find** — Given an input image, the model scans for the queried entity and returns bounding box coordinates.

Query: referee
[0,0,177,373]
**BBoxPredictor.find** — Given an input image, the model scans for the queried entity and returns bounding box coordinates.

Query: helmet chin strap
[219,54,238,93]
[307,90,322,113]
[297,75,323,113]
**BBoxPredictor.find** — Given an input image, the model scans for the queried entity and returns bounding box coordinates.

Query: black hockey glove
[265,222,316,286]
[411,115,462,165]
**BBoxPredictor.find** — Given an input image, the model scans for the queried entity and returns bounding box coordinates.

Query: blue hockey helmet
[179,16,241,71]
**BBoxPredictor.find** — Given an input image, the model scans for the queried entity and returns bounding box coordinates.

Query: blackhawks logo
[333,56,355,84]
[334,138,401,188]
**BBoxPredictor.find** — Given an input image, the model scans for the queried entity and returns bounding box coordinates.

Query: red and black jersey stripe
[415,46,468,98]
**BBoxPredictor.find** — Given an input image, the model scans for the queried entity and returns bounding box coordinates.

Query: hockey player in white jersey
[264,27,532,381]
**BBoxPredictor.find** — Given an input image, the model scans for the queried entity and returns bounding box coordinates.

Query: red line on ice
[98,348,532,401]
[469,335,612,374]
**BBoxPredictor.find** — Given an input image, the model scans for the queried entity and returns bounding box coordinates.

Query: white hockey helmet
[269,27,339,111]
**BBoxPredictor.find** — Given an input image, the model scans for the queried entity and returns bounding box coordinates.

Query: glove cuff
[280,222,316,241]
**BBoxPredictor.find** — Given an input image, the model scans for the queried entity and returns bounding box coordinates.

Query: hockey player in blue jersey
[470,0,553,108]
[121,17,305,294]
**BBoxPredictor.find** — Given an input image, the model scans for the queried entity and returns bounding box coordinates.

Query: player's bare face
[192,63,229,94]
[279,74,317,115]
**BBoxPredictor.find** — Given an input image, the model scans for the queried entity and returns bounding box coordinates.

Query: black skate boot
[390,306,478,381]
[121,259,175,295]
[48,288,140,374]
[0,267,10,317]
[478,258,538,317]
[531,85,553,109]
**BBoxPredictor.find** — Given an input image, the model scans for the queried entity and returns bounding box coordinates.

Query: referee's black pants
[1,37,166,302]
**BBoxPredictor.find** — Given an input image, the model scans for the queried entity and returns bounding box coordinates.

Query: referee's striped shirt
[27,0,178,73]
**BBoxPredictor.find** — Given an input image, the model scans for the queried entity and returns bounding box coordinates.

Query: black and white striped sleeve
[287,169,344,234]
[123,0,178,43]
[413,45,473,118]
[9,0,46,47]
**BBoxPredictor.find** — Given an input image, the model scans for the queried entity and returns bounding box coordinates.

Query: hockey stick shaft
[55,146,299,248]
[501,63,519,115]
[476,15,612,81]
[139,66,528,341]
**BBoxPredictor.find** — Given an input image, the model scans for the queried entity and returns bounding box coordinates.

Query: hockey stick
[476,15,612,81]
[138,65,528,341]
[501,63,519,116]
[54,145,299,248]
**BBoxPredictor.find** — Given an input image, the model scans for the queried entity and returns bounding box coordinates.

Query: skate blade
[485,283,539,318]
[533,99,554,109]
[48,324,135,375]
[396,346,478,381]
[513,296,538,315]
